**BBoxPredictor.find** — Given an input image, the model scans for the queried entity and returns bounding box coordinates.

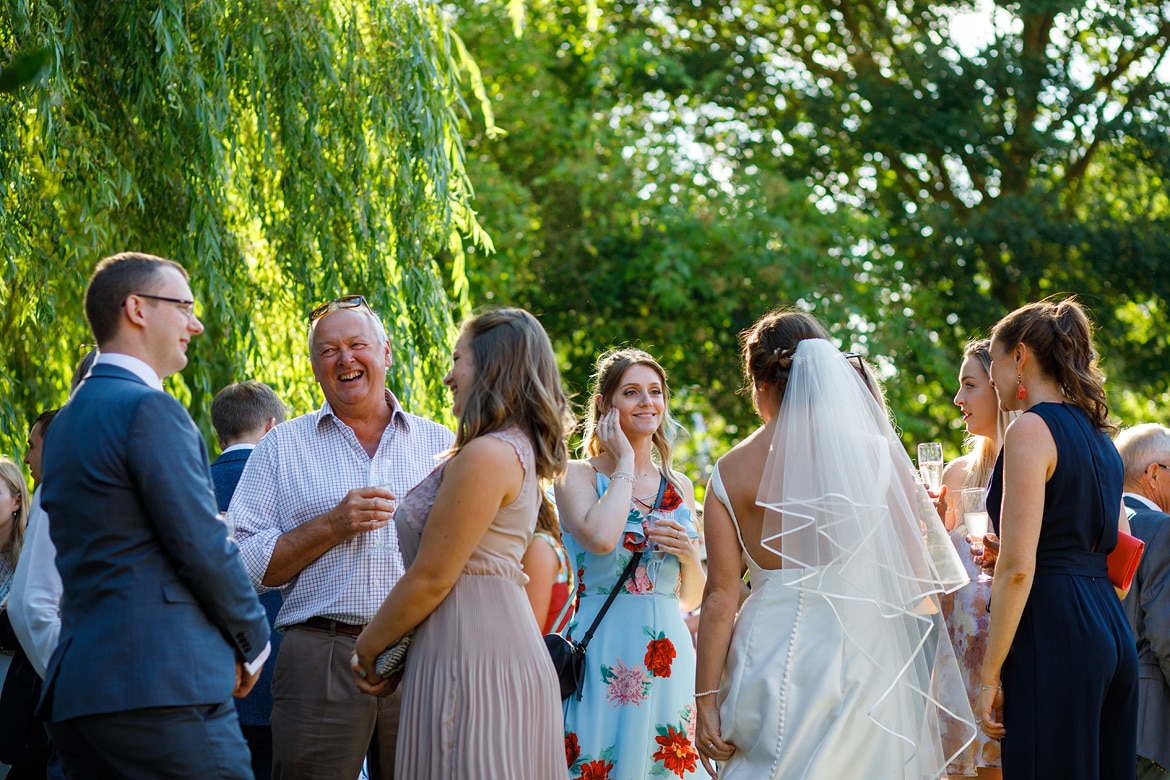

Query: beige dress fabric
[393,427,568,779]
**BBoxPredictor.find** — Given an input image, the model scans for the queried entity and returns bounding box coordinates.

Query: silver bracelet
[695,688,720,698]
[610,470,636,485]
[979,684,1002,692]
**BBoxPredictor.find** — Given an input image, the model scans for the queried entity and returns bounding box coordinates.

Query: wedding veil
[755,338,976,777]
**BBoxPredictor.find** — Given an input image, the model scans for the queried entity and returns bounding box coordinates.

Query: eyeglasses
[129,293,196,318]
[1156,463,1170,472]
[842,352,865,372]
[309,294,370,323]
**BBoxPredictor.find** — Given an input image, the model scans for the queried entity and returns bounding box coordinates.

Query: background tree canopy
[444,0,1170,478]
[1,0,488,453]
[3,1,1168,492]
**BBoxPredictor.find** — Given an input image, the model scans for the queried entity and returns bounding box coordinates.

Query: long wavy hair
[959,339,1018,488]
[450,308,574,533]
[0,457,29,565]
[991,297,1114,433]
[582,348,684,490]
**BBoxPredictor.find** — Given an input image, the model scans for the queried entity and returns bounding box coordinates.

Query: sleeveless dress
[561,472,701,780]
[987,402,1138,779]
[939,527,1001,774]
[533,529,574,634]
[393,427,567,779]
[709,462,958,779]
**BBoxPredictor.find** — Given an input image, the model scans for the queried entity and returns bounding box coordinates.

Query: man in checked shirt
[230,296,453,780]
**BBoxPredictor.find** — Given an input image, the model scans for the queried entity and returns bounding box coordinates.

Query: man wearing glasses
[39,252,271,778]
[230,295,453,779]
[1115,424,1170,780]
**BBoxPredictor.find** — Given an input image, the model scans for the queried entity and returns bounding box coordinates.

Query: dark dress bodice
[987,402,1123,577]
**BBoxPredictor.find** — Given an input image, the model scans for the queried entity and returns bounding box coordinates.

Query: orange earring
[1016,374,1027,400]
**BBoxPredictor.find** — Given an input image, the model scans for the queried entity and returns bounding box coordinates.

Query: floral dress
[561,473,701,780]
[939,526,1002,774]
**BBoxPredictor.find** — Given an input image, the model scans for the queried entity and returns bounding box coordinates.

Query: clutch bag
[1107,531,1144,590]
[374,630,414,678]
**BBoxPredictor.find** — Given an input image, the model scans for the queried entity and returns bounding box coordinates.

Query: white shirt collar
[220,443,257,455]
[1123,492,1162,512]
[95,352,164,391]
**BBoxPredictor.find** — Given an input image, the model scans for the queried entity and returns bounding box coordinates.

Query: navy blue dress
[987,402,1138,779]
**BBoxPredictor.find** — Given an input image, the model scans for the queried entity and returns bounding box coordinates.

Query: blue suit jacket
[210,448,283,728]
[39,363,269,721]
[1122,495,1170,767]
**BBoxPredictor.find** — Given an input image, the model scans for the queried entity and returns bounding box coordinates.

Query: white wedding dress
[707,340,975,780]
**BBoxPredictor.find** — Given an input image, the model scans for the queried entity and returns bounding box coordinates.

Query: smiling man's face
[310,308,391,416]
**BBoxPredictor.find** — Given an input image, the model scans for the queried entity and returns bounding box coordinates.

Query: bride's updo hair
[741,309,831,405]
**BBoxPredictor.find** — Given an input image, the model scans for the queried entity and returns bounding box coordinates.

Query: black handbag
[545,551,642,701]
[544,474,666,700]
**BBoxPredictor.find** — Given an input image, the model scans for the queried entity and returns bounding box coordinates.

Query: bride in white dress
[694,310,976,779]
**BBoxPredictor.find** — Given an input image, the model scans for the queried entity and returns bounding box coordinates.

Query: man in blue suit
[40,252,271,778]
[1115,424,1170,779]
[210,380,287,780]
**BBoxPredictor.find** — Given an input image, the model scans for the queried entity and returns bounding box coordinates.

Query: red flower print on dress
[653,725,699,778]
[565,732,581,768]
[577,759,614,780]
[644,634,676,677]
[623,531,642,552]
[576,566,586,598]
[658,481,684,512]
[601,658,650,707]
[624,565,652,595]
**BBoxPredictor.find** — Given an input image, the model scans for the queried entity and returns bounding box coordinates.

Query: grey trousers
[271,624,402,780]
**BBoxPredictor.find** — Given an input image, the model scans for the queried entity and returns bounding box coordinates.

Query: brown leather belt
[301,616,365,636]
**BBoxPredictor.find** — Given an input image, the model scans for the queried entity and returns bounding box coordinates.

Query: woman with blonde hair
[977,298,1137,779]
[937,339,1014,779]
[0,457,29,605]
[351,307,573,778]
[556,347,705,779]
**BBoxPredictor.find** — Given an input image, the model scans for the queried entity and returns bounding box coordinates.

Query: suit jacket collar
[212,449,252,466]
[1124,493,1163,514]
[94,353,164,389]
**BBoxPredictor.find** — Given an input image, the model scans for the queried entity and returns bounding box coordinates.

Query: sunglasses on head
[309,294,370,323]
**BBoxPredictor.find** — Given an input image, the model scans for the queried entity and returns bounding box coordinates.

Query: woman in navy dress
[977,298,1138,779]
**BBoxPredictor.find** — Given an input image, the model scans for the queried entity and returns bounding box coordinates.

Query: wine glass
[960,487,992,582]
[917,442,944,493]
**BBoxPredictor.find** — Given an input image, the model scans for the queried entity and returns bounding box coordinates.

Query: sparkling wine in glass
[960,487,992,581]
[917,442,944,492]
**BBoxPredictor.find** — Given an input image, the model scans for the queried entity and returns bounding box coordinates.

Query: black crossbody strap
[577,474,668,651]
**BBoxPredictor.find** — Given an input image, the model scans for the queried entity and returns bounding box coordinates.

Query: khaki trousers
[271,624,401,780]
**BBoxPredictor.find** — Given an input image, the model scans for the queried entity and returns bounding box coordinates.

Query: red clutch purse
[1107,531,1144,590]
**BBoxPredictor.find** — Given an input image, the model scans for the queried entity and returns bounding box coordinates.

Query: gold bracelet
[695,688,720,698]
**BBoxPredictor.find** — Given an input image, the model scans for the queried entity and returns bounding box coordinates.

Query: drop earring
[1016,374,1027,401]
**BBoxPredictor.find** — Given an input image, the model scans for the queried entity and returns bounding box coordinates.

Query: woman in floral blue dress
[555,348,705,780]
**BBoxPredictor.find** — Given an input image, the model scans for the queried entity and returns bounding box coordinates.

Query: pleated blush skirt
[396,572,568,779]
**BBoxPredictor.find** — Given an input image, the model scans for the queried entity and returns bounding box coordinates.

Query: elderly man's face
[310,308,391,413]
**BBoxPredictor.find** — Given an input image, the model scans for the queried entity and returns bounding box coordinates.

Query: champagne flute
[917,442,944,493]
[960,487,992,582]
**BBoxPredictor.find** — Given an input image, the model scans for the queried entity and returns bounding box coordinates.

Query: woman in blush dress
[695,309,975,780]
[556,348,705,780]
[937,340,1012,779]
[351,308,573,779]
[977,299,1137,779]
